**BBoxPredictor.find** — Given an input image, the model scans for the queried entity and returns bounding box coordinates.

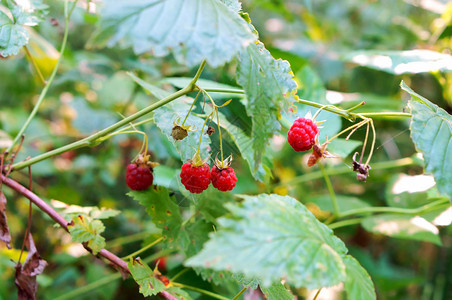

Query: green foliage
[186,194,348,289]
[67,216,106,255]
[344,255,376,300]
[361,214,442,245]
[237,41,298,171]
[260,282,295,300]
[0,0,47,56]
[402,82,452,201]
[128,258,166,297]
[90,0,256,67]
[128,187,182,241]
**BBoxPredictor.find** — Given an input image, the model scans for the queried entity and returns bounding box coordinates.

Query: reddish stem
[0,174,178,300]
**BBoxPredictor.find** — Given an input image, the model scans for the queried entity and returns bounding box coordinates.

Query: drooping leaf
[217,111,270,181]
[343,50,452,74]
[129,72,171,100]
[261,282,295,300]
[128,187,182,242]
[90,0,256,67]
[385,174,438,208]
[361,214,442,246]
[401,81,452,201]
[163,77,244,99]
[153,98,211,162]
[185,194,348,288]
[0,1,48,57]
[309,195,371,215]
[236,41,298,170]
[52,200,120,220]
[0,192,11,248]
[68,215,106,254]
[15,234,47,300]
[128,258,166,297]
[343,255,376,300]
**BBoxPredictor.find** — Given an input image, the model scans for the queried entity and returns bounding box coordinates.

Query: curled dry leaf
[0,192,12,249]
[15,234,47,300]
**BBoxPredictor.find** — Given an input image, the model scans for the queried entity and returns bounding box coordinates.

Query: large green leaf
[261,282,294,300]
[401,81,452,201]
[0,1,47,57]
[236,42,298,169]
[343,50,452,74]
[344,255,376,300]
[185,194,348,288]
[90,0,256,67]
[361,214,442,246]
[128,187,182,242]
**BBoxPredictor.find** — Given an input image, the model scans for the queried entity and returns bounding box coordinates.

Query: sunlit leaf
[402,81,452,201]
[0,1,47,57]
[261,282,294,300]
[128,258,166,297]
[344,255,376,300]
[344,50,452,74]
[90,0,256,67]
[237,41,298,170]
[186,194,347,288]
[361,214,442,245]
[68,215,106,254]
[309,195,371,214]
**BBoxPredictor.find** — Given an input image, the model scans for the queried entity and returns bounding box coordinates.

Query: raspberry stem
[215,106,224,162]
[197,111,214,154]
[182,90,202,126]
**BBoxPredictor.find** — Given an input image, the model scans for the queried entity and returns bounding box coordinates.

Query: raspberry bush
[0,1,451,299]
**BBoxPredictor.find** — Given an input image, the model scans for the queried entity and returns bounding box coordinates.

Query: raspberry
[211,165,237,191]
[180,162,211,193]
[287,117,319,152]
[126,163,154,191]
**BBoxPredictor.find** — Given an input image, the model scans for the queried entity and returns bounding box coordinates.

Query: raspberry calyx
[126,154,159,191]
[180,152,211,194]
[287,117,319,152]
[171,118,196,141]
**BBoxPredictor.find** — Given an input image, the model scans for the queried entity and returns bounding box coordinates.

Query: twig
[0,174,179,300]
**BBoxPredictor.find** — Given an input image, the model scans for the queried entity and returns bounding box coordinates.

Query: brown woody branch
[0,174,178,300]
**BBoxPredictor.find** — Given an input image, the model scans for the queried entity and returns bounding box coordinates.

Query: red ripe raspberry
[126,164,154,190]
[180,162,211,194]
[211,165,237,191]
[287,117,319,152]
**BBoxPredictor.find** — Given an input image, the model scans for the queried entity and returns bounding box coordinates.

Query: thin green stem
[329,119,368,143]
[358,121,370,163]
[106,231,151,248]
[201,88,245,94]
[297,99,352,120]
[121,237,164,261]
[182,90,202,125]
[197,111,213,154]
[313,288,323,300]
[6,0,77,153]
[170,268,190,282]
[328,218,363,230]
[24,46,46,85]
[358,112,412,118]
[280,157,416,187]
[346,101,366,113]
[319,162,339,218]
[172,283,229,300]
[215,107,224,161]
[338,199,449,219]
[232,287,247,300]
[12,59,207,171]
[364,119,376,166]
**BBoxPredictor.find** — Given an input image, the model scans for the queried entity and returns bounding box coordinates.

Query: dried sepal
[134,154,159,169]
[206,126,215,136]
[171,118,197,141]
[307,136,336,167]
[214,154,233,170]
[352,152,371,182]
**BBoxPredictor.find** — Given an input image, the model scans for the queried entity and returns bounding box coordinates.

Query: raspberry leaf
[89,0,256,67]
[361,214,442,245]
[128,187,182,241]
[402,81,452,201]
[128,258,166,297]
[236,41,298,171]
[260,282,295,300]
[344,255,376,300]
[68,215,106,254]
[0,0,48,57]
[185,194,348,288]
